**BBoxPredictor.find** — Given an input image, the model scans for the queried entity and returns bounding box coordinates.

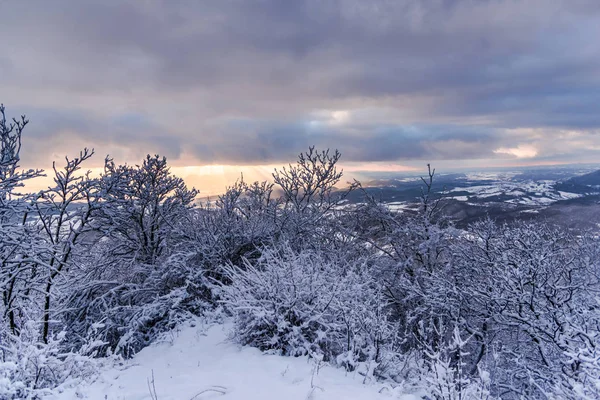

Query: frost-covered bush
[183,178,280,291]
[218,243,397,375]
[418,326,496,400]
[454,222,600,398]
[550,297,600,400]
[0,321,102,399]
[63,248,211,358]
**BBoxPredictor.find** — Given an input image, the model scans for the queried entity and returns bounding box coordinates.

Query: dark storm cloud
[15,107,182,166]
[192,118,502,164]
[1,0,600,166]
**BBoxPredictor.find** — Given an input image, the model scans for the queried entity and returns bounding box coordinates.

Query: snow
[520,209,540,214]
[386,202,411,212]
[558,191,582,199]
[450,179,582,206]
[464,172,520,181]
[48,320,420,400]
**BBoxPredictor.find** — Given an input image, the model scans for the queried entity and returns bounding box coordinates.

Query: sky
[2,0,600,194]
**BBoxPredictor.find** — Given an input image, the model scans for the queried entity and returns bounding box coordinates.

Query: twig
[306,358,324,399]
[147,369,158,400]
[189,385,228,399]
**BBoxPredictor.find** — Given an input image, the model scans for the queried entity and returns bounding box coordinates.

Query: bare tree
[271,146,358,250]
[32,148,98,343]
[0,105,44,336]
[0,104,43,206]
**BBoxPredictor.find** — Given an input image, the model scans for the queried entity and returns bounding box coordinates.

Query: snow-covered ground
[386,202,412,212]
[450,180,582,206]
[48,321,420,400]
[463,171,520,181]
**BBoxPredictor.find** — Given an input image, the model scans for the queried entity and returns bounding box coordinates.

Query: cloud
[14,107,182,167]
[189,115,503,164]
[1,0,600,169]
[494,145,539,159]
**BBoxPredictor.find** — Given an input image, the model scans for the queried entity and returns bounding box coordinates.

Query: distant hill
[565,169,600,186]
[555,169,600,194]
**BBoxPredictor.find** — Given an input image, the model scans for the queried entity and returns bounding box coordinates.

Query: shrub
[218,243,397,376]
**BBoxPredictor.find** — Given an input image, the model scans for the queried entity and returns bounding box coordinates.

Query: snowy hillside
[49,321,420,400]
[449,180,582,205]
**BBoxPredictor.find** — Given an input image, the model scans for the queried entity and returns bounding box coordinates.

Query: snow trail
[49,321,419,400]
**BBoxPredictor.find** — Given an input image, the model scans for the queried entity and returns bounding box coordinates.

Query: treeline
[1,105,600,399]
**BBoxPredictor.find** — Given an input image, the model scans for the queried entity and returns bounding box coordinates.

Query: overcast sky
[2,0,600,191]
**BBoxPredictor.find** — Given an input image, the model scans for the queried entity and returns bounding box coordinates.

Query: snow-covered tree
[349,165,452,357]
[0,105,44,337]
[272,146,358,250]
[62,155,199,356]
[31,148,99,344]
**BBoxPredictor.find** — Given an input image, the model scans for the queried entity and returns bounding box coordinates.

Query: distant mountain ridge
[565,169,600,187]
[555,169,600,194]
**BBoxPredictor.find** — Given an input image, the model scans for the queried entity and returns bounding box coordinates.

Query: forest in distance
[2,104,600,399]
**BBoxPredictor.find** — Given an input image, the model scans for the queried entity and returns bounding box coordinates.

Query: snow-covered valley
[448,179,583,206]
